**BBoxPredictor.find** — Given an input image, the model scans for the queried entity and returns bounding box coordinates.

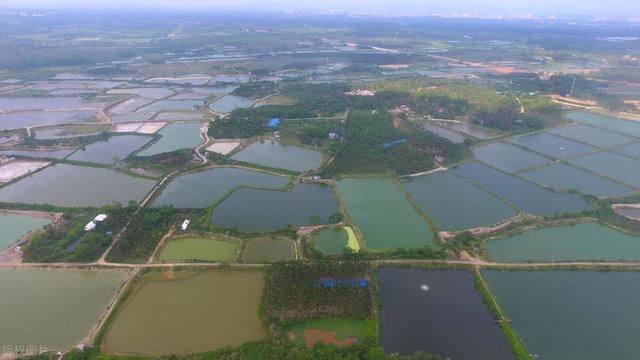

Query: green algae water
[337,178,434,250]
[312,227,349,254]
[0,268,126,351]
[157,237,237,262]
[486,222,640,262]
[241,239,294,262]
[102,271,264,355]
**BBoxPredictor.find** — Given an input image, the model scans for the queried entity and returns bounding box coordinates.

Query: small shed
[268,118,280,127]
[84,221,96,232]
[181,219,190,231]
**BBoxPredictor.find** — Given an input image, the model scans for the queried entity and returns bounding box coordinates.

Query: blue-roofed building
[268,118,280,127]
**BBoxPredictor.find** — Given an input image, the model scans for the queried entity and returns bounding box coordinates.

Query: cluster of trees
[232,81,279,99]
[127,149,195,173]
[263,260,373,322]
[105,206,175,263]
[23,205,134,263]
[322,110,468,176]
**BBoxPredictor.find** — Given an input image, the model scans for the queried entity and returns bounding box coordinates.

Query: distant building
[84,221,96,232]
[345,89,375,96]
[383,138,407,149]
[94,214,108,222]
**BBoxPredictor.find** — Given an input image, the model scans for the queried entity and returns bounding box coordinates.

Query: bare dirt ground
[303,329,357,348]
[206,141,240,155]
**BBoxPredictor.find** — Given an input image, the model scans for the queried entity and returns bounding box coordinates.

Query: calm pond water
[68,135,152,164]
[549,124,634,148]
[0,97,98,111]
[616,207,640,219]
[337,178,435,250]
[212,183,339,231]
[152,167,289,208]
[454,161,591,216]
[473,142,551,173]
[615,142,640,160]
[568,151,640,188]
[109,114,151,122]
[0,213,50,249]
[564,111,640,137]
[107,87,174,99]
[34,124,109,140]
[136,123,202,156]
[0,148,74,159]
[0,164,156,207]
[520,163,635,198]
[510,132,595,159]
[486,222,640,262]
[0,110,95,130]
[103,271,264,355]
[136,99,203,113]
[484,270,640,360]
[157,237,237,262]
[402,171,517,231]
[153,111,206,121]
[241,239,294,262]
[208,95,252,113]
[0,268,125,351]
[312,227,349,254]
[378,268,514,359]
[231,140,323,172]
[421,123,466,143]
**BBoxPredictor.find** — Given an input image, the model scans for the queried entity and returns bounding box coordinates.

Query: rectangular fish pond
[401,171,517,231]
[454,161,591,216]
[336,178,435,250]
[378,268,515,359]
[483,270,640,360]
[0,268,126,351]
[568,151,640,188]
[0,212,50,250]
[486,222,640,262]
[211,183,339,232]
[472,142,551,173]
[136,123,202,156]
[156,235,239,262]
[564,111,640,138]
[67,135,153,164]
[102,270,264,355]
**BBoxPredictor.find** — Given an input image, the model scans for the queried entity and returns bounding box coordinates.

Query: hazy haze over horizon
[2,0,640,17]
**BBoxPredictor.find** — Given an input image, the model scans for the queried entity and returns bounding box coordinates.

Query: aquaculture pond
[378,268,514,359]
[421,123,465,143]
[454,161,591,216]
[472,142,551,173]
[103,271,264,355]
[337,178,435,250]
[157,236,237,262]
[0,164,156,207]
[152,167,289,208]
[231,140,323,172]
[0,110,95,130]
[107,87,173,99]
[509,132,595,159]
[486,222,640,262]
[34,124,109,140]
[549,124,635,148]
[312,227,349,254]
[520,163,635,198]
[208,95,252,113]
[616,207,640,220]
[0,96,98,111]
[0,268,126,351]
[109,114,151,122]
[68,135,152,164]
[401,171,517,231]
[483,270,640,360]
[564,111,640,137]
[136,99,203,113]
[211,183,339,232]
[568,151,640,187]
[615,142,640,160]
[136,123,202,156]
[241,238,295,262]
[0,213,50,250]
[0,148,74,159]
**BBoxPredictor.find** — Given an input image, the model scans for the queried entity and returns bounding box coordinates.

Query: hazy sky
[3,0,639,16]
